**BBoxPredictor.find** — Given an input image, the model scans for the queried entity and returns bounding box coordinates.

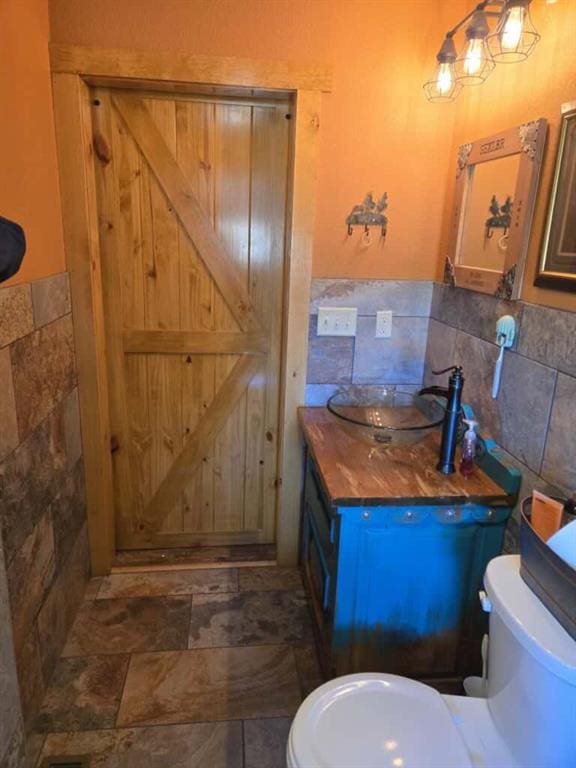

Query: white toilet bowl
[288,556,576,768]
[287,673,476,768]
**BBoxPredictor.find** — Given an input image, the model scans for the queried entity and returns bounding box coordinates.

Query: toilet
[288,555,576,768]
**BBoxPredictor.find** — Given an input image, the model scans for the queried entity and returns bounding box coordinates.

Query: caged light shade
[486,0,540,63]
[455,10,496,85]
[423,36,463,103]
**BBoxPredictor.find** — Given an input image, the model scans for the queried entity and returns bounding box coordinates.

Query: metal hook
[498,233,509,252]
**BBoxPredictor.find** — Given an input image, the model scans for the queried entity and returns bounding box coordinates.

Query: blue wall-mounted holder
[492,315,516,399]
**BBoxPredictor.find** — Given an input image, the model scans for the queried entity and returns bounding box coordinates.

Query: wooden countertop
[298,407,511,507]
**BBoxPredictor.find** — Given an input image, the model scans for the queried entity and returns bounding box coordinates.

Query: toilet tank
[485,556,576,768]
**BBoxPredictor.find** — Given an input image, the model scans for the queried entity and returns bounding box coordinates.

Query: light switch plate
[317,307,357,336]
[375,310,393,338]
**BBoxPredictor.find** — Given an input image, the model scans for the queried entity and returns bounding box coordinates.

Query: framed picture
[446,119,547,300]
[536,101,576,293]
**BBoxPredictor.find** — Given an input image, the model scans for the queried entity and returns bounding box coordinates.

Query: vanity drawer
[303,507,334,616]
[305,460,337,556]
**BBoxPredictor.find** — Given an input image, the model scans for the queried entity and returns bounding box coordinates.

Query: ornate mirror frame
[446,118,547,300]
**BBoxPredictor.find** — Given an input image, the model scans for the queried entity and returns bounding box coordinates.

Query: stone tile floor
[29,566,323,767]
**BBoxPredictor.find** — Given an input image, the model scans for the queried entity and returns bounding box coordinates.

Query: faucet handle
[432,365,463,376]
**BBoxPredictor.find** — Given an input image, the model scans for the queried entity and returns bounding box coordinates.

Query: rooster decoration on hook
[346,192,388,246]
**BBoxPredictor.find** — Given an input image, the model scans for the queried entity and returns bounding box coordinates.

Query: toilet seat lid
[289,673,473,768]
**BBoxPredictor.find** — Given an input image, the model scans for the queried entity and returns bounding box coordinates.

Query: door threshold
[113,543,277,573]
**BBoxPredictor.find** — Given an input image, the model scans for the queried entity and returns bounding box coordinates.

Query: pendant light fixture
[455,9,495,85]
[424,0,541,103]
[423,35,463,103]
[486,0,540,62]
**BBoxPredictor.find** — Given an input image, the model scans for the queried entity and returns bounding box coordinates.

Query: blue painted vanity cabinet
[299,408,520,682]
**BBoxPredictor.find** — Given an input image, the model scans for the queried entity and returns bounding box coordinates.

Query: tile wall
[0,534,25,768]
[425,283,576,547]
[306,279,433,404]
[0,273,89,736]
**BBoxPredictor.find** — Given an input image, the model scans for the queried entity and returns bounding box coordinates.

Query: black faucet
[419,366,464,475]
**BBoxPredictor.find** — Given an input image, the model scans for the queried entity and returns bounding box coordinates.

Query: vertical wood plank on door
[128,135,153,524]
[244,105,289,537]
[143,99,183,532]
[176,100,217,532]
[213,103,252,532]
[93,90,137,540]
[107,99,152,534]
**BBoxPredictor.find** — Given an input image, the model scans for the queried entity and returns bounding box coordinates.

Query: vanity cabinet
[299,408,520,684]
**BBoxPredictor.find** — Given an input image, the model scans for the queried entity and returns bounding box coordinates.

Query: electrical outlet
[317,307,357,337]
[375,310,393,338]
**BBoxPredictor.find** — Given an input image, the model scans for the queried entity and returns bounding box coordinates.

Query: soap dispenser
[460,419,478,476]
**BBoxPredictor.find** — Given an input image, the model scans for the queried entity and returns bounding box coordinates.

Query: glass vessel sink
[326,385,445,447]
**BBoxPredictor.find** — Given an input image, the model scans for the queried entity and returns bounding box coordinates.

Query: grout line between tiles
[61,640,315,662]
[38,714,294,740]
[113,712,298,734]
[98,714,294,730]
[187,593,194,649]
[26,733,46,768]
[538,369,559,479]
[89,583,302,602]
[114,653,133,731]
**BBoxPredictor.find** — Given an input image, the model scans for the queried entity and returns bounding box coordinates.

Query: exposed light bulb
[424,35,461,102]
[436,61,454,95]
[463,37,484,75]
[501,5,526,50]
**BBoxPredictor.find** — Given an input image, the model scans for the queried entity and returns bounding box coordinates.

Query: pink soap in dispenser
[460,419,478,477]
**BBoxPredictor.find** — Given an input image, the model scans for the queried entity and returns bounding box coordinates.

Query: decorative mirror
[446,118,547,299]
[535,101,576,293]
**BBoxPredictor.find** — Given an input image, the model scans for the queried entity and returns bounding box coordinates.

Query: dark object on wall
[485,195,513,241]
[535,101,576,293]
[346,192,388,239]
[0,216,26,283]
[520,496,576,640]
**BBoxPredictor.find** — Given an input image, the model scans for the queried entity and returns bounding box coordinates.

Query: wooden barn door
[91,88,290,550]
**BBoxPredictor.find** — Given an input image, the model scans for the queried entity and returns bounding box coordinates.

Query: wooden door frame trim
[50,45,332,93]
[51,45,328,573]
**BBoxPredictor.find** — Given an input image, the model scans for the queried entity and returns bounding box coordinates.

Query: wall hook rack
[346,192,388,239]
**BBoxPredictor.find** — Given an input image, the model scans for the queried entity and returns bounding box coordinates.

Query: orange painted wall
[48,0,463,280]
[440,1,576,311]
[0,0,65,286]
